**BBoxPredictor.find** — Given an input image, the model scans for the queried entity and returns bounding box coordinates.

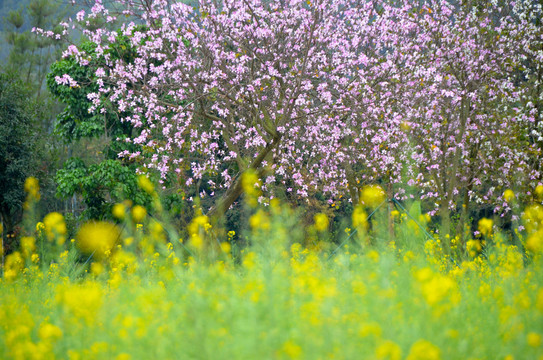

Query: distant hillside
[0,0,33,32]
[0,0,78,63]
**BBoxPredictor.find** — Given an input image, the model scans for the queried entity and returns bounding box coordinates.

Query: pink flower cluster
[46,0,542,214]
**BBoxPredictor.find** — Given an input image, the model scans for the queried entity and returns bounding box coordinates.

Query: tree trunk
[387,181,394,242]
[440,201,451,255]
[441,96,470,253]
[207,135,281,222]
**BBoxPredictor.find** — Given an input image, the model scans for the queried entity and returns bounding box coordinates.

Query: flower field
[1,180,543,360]
[1,0,542,359]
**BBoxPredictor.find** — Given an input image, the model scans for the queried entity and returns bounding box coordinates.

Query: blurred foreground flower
[43,212,67,245]
[352,206,368,230]
[376,340,402,360]
[76,222,121,260]
[406,339,441,360]
[39,323,63,342]
[478,218,493,237]
[56,281,103,324]
[137,174,155,195]
[503,189,515,203]
[523,204,543,234]
[535,185,543,200]
[314,213,329,232]
[360,185,386,208]
[131,205,147,223]
[24,177,40,200]
[526,230,543,254]
[112,203,126,220]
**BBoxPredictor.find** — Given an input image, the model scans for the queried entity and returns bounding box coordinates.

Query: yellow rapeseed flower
[527,332,542,348]
[112,203,126,220]
[406,339,441,360]
[280,340,302,359]
[43,212,67,245]
[131,205,147,223]
[242,170,260,194]
[536,289,543,313]
[3,251,24,281]
[314,213,329,232]
[24,177,40,198]
[123,237,134,247]
[187,215,210,250]
[220,242,231,254]
[137,174,155,195]
[149,220,166,242]
[110,250,137,273]
[376,340,402,360]
[466,239,482,257]
[76,221,120,260]
[352,206,368,230]
[35,221,45,233]
[90,262,104,276]
[360,184,386,207]
[249,209,270,231]
[20,236,35,258]
[526,230,543,253]
[421,275,455,307]
[367,250,380,263]
[359,322,383,337]
[188,215,210,234]
[478,218,493,237]
[242,170,262,207]
[535,185,543,200]
[56,281,103,324]
[503,189,515,202]
[522,204,543,233]
[38,323,63,342]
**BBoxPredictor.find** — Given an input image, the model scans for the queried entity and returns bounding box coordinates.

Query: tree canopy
[40,0,543,246]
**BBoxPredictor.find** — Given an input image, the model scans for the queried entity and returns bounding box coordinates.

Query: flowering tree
[48,0,415,219]
[395,1,543,243]
[511,0,543,194]
[44,0,541,244]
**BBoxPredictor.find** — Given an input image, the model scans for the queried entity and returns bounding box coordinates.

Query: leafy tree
[0,71,36,252]
[2,0,79,219]
[55,158,151,219]
[47,36,157,220]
